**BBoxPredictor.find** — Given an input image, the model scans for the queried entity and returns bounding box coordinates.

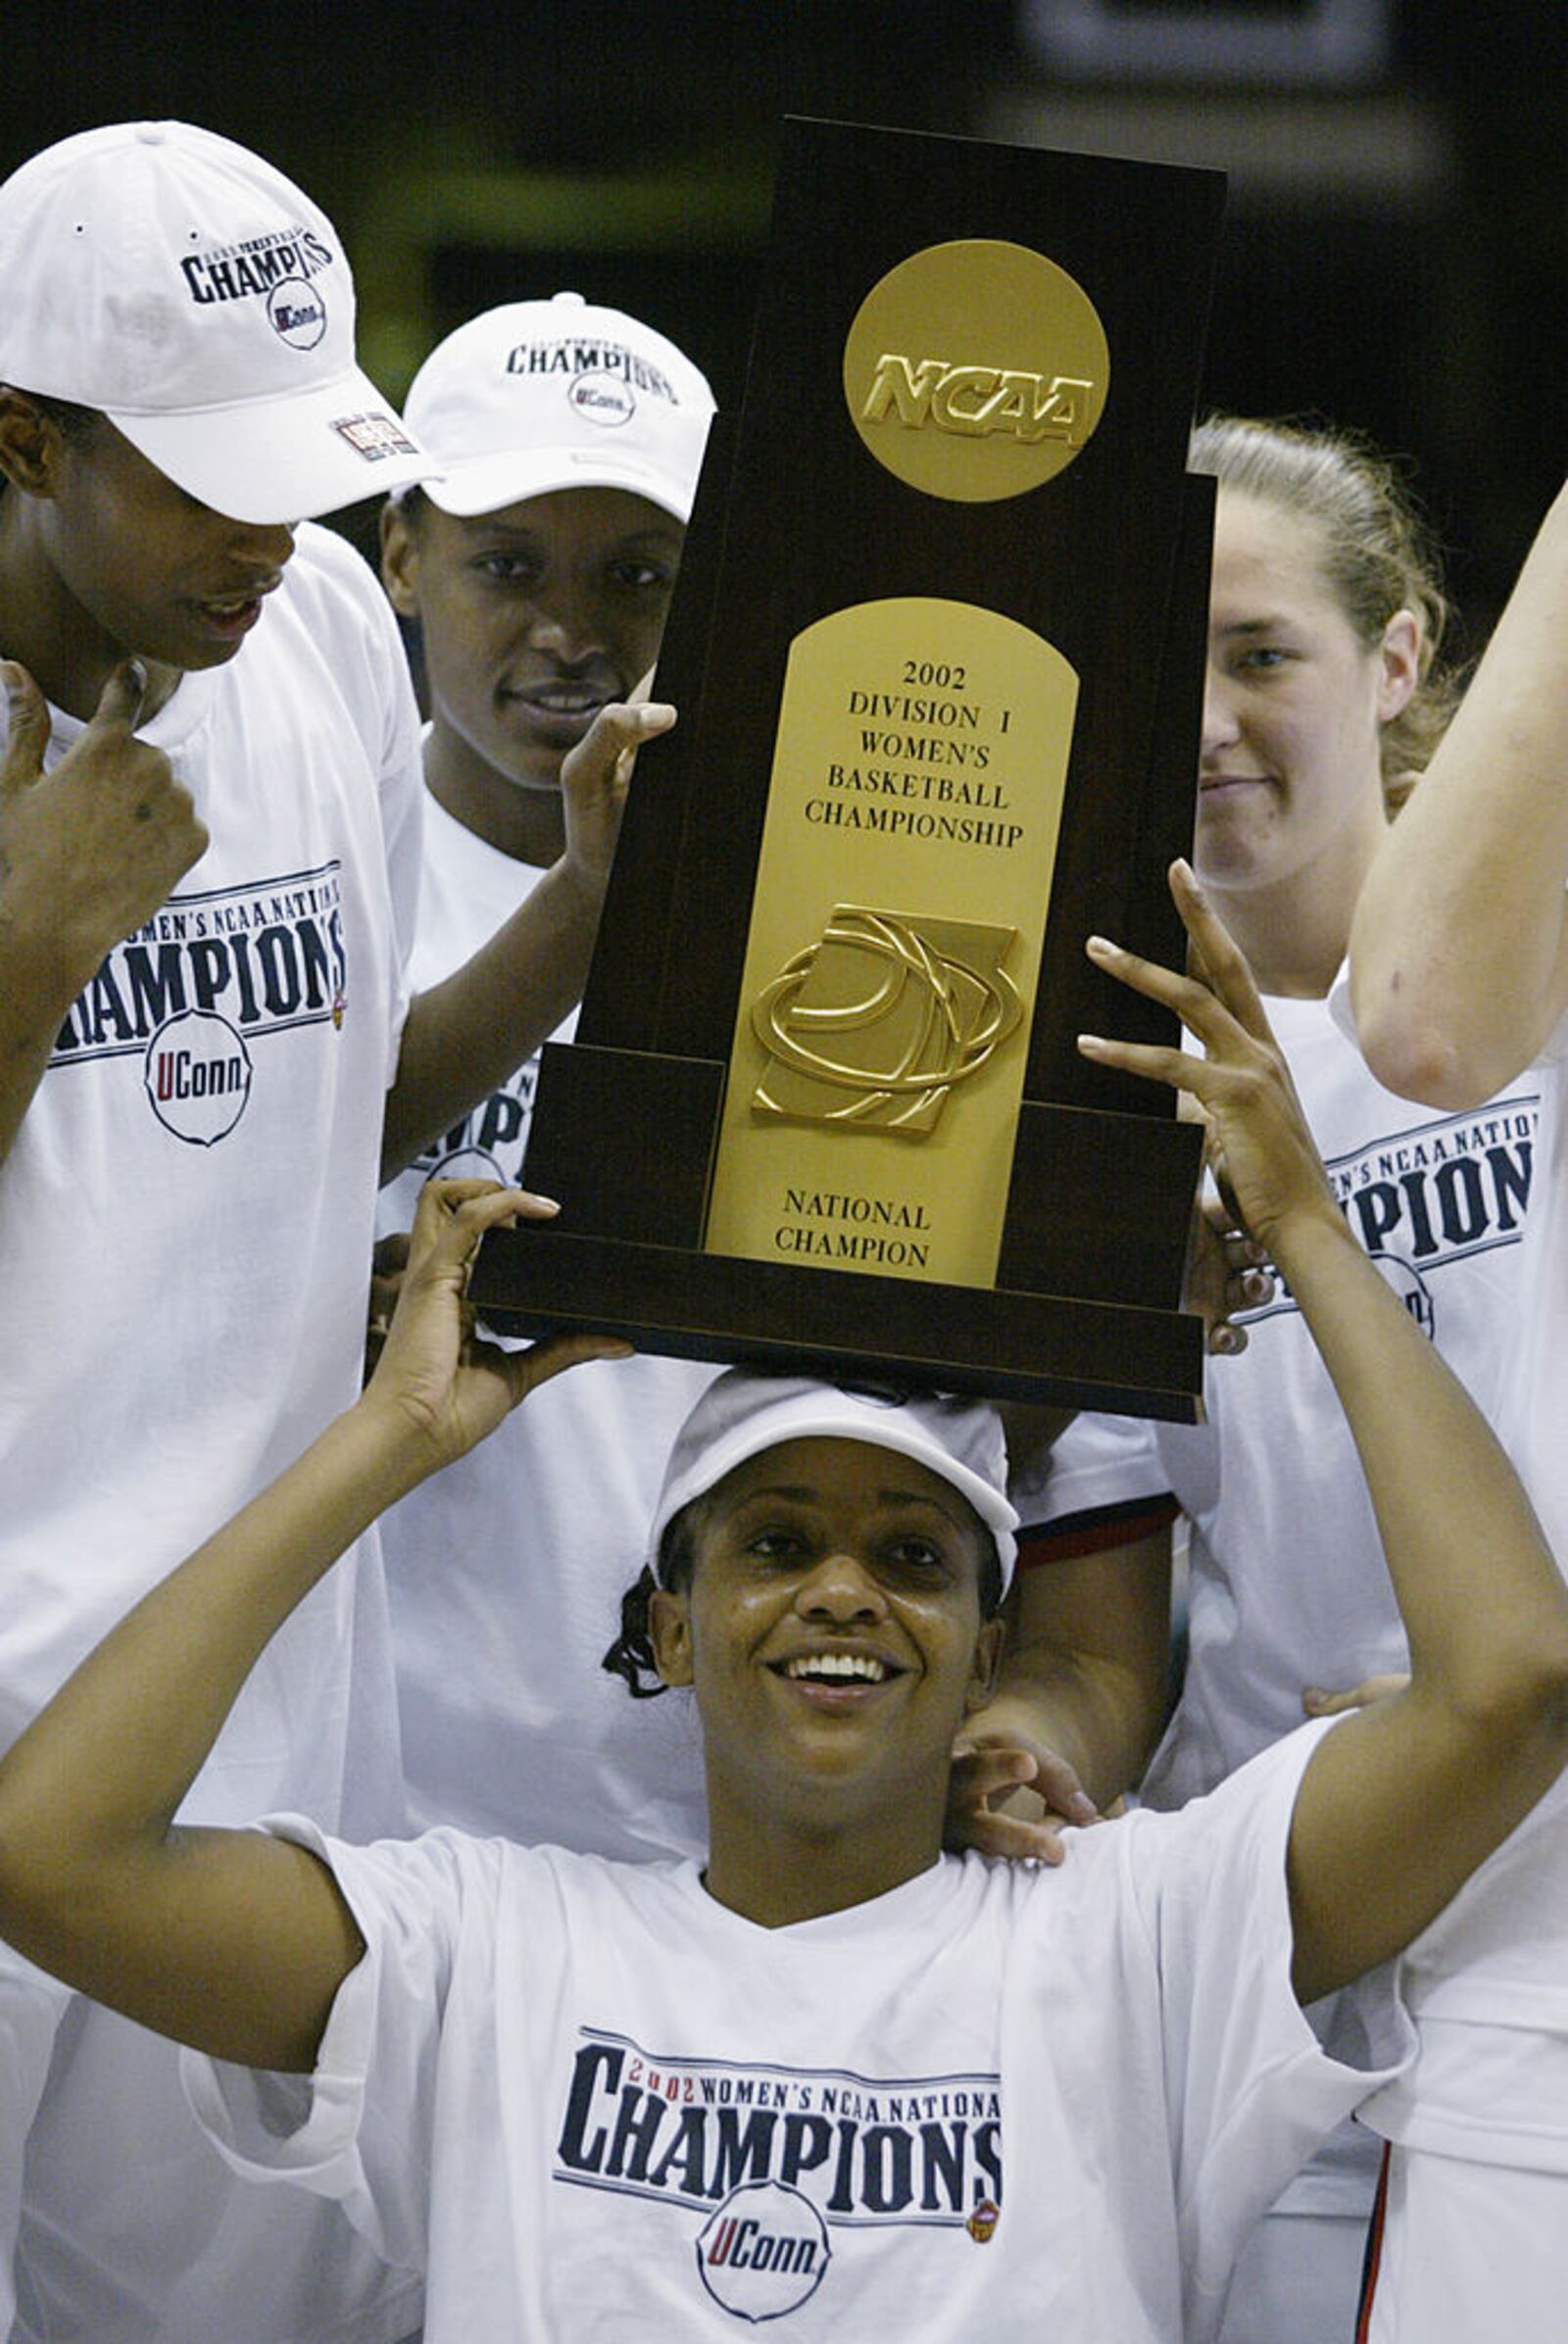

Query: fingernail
[1077,1033,1107,1055]
[1068,1793,1099,1824]
[1303,1688,1325,1711]
[1085,935,1115,957]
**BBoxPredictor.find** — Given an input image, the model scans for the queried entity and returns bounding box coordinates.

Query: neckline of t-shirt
[1262,981,1337,1038]
[420,769,547,898]
[419,740,558,904]
[47,663,223,757]
[673,1852,966,1946]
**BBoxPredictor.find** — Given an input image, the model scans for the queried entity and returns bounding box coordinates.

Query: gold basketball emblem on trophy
[843,239,1109,503]
[750,906,1023,1136]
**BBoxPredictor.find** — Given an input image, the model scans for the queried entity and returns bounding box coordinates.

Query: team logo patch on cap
[143,1009,253,1146]
[568,369,637,429]
[331,413,417,463]
[696,2181,830,2321]
[266,278,327,350]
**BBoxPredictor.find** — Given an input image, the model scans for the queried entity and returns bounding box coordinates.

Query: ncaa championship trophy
[472,119,1226,1418]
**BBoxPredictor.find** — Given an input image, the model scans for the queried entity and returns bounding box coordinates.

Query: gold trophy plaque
[706,597,1075,1289]
[472,121,1224,1419]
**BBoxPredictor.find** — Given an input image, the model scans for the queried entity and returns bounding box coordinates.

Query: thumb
[568,699,675,781]
[499,1329,635,1409]
[0,659,51,788]
[87,657,149,736]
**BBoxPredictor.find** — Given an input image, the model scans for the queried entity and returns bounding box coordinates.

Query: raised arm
[0,1184,629,2072]
[1083,863,1568,2005]
[0,659,207,1165]
[1350,477,1568,1107]
[379,695,673,1179]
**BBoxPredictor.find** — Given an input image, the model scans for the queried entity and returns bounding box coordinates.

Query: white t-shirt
[1358,1017,1568,2173]
[377,791,714,1857]
[1,523,424,2344]
[188,1718,1412,2344]
[0,522,418,1823]
[1014,985,1539,2204]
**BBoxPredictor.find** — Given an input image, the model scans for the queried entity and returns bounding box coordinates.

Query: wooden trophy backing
[475,120,1225,1418]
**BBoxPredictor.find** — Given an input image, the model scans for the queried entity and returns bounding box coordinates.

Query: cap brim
[421,443,696,524]
[654,1391,1018,1594]
[109,364,436,524]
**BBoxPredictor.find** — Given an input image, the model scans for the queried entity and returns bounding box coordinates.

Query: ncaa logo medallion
[143,1009,254,1146]
[842,239,1109,503]
[696,2180,830,2322]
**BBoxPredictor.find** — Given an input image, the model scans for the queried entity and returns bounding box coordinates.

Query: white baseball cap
[402,291,715,521]
[0,120,432,523]
[650,1372,1018,1596]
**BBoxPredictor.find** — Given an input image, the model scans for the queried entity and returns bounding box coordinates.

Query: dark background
[5,0,1560,655]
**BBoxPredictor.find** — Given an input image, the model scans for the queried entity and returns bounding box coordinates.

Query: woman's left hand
[559,687,675,899]
[947,1731,1101,1865]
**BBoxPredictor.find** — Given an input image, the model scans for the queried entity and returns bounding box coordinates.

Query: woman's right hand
[364,1180,631,1480]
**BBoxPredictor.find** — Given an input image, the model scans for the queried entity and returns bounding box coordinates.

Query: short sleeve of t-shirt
[182,1820,502,2273]
[1008,1409,1171,1536]
[1543,999,1568,1066]
[1068,1718,1414,2339]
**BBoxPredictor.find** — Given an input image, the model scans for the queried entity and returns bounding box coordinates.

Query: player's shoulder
[282,518,385,613]
[271,520,408,705]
